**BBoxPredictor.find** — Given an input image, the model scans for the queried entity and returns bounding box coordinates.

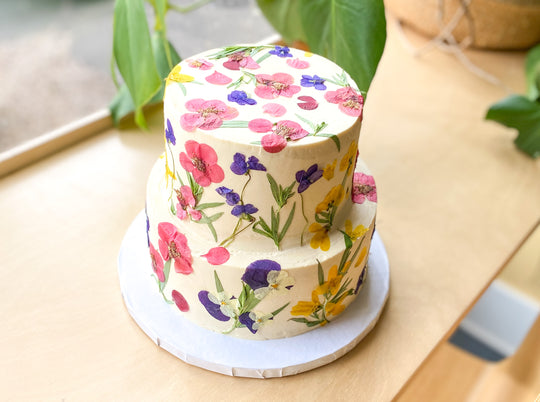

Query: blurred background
[0,0,274,152]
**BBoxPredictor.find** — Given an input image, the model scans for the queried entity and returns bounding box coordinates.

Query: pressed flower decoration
[254,73,301,99]
[291,228,369,328]
[179,140,225,187]
[269,45,293,58]
[325,86,364,118]
[180,98,238,132]
[352,172,377,204]
[199,260,294,334]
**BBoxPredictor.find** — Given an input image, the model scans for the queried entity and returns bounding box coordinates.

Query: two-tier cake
[145,45,377,340]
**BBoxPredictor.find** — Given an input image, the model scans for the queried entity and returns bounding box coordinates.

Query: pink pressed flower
[248,118,273,133]
[274,120,309,140]
[187,58,213,70]
[223,51,260,70]
[175,185,202,221]
[352,172,377,204]
[261,134,287,153]
[286,58,310,69]
[158,222,193,274]
[205,70,232,85]
[149,243,165,282]
[201,247,230,265]
[297,95,318,110]
[262,103,287,117]
[180,98,238,132]
[324,87,364,117]
[179,140,225,187]
[172,290,189,312]
[254,73,301,99]
[249,119,308,153]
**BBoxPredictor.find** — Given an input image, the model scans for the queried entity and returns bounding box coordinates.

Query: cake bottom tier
[145,158,377,340]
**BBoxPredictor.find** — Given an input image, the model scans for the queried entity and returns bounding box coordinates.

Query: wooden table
[1,20,539,401]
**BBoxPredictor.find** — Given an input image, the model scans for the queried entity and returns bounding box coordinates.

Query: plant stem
[168,0,214,14]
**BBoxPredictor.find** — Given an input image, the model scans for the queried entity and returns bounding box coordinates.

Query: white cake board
[118,211,390,378]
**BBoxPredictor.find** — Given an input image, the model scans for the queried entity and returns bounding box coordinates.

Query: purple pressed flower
[216,186,240,206]
[300,75,327,90]
[269,45,292,58]
[247,156,266,171]
[354,266,368,294]
[145,208,150,246]
[231,153,266,175]
[241,259,281,290]
[198,290,230,321]
[227,90,257,106]
[295,163,323,193]
[165,118,176,145]
[238,312,257,334]
[231,203,258,217]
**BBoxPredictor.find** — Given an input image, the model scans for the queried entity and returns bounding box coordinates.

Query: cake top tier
[164,45,363,151]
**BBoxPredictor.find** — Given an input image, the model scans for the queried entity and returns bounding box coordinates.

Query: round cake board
[118,210,390,378]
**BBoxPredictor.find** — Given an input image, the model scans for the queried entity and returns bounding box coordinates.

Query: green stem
[168,0,214,13]
[300,193,308,246]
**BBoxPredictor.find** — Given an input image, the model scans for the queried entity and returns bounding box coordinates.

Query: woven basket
[385,0,540,50]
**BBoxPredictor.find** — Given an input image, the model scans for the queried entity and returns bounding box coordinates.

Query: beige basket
[385,0,540,50]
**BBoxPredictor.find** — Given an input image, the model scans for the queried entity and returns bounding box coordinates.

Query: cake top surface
[164,45,364,152]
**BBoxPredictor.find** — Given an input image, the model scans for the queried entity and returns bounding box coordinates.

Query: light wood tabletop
[1,19,539,401]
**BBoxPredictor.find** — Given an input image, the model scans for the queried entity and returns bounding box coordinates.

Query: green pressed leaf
[238,283,248,306]
[267,174,280,204]
[252,226,273,239]
[486,95,540,158]
[255,217,272,233]
[214,270,224,293]
[271,302,290,317]
[290,317,311,324]
[317,259,325,286]
[197,212,224,224]
[159,259,172,292]
[317,133,341,151]
[342,231,353,249]
[278,202,296,242]
[196,202,225,210]
[112,0,162,128]
[525,44,540,101]
[256,0,307,44]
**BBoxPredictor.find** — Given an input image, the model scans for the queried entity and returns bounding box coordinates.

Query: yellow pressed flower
[166,65,194,86]
[315,184,345,213]
[322,159,337,180]
[339,140,357,172]
[304,51,313,57]
[325,265,342,295]
[309,223,331,251]
[344,220,368,241]
[290,290,321,316]
[355,246,368,267]
[325,295,347,317]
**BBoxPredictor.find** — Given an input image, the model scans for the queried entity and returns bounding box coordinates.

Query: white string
[394,0,512,94]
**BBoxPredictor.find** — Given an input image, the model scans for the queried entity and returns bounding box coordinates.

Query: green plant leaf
[256,0,307,44]
[112,0,162,128]
[258,0,386,94]
[109,84,135,125]
[525,44,540,101]
[486,95,540,158]
[159,259,172,292]
[317,133,341,151]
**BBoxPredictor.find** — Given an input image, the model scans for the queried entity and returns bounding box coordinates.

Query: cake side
[145,156,377,339]
[162,45,364,250]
